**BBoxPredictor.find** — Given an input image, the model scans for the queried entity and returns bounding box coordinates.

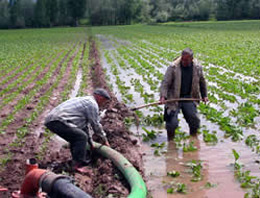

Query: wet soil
[76,39,144,197]
[0,38,144,198]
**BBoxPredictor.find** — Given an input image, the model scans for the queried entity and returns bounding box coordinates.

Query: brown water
[130,115,260,198]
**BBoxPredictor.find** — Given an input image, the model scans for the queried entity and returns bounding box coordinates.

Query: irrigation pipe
[90,142,147,198]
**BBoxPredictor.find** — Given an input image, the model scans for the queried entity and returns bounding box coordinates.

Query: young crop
[231,102,259,128]
[232,149,260,196]
[174,128,190,143]
[142,113,164,127]
[167,183,187,194]
[232,149,241,170]
[151,142,166,156]
[202,129,218,144]
[183,141,198,152]
[199,103,243,141]
[142,127,157,142]
[204,182,217,189]
[167,171,180,178]
[245,135,260,154]
[186,160,203,182]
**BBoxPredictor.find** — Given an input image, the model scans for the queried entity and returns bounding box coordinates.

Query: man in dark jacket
[160,48,208,140]
[44,88,111,172]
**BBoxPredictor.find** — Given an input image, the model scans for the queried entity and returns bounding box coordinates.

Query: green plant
[167,171,180,178]
[232,149,242,170]
[167,183,187,194]
[183,141,198,152]
[186,160,203,182]
[203,129,218,144]
[151,142,165,149]
[142,127,157,141]
[204,182,217,189]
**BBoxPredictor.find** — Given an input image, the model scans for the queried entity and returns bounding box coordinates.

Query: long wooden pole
[131,98,202,111]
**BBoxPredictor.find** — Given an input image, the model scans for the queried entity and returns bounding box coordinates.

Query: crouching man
[44,88,111,173]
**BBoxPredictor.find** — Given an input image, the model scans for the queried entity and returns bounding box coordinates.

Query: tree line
[0,0,259,28]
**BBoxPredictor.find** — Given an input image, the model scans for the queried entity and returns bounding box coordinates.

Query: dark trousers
[165,102,200,140]
[45,120,89,164]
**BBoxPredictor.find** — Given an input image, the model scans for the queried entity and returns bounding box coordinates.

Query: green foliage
[174,128,190,143]
[231,102,259,128]
[167,171,180,178]
[183,141,198,152]
[232,149,260,196]
[244,180,260,198]
[204,182,217,189]
[124,117,135,128]
[199,103,243,141]
[151,142,165,149]
[232,149,243,171]
[245,135,260,153]
[167,183,187,194]
[232,149,240,162]
[142,113,164,127]
[151,142,166,156]
[203,129,218,144]
[142,127,157,141]
[186,160,203,182]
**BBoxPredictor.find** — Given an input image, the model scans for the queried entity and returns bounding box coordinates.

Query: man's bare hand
[202,97,209,104]
[104,140,110,147]
[159,97,166,104]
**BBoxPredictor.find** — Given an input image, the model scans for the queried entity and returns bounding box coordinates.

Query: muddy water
[130,114,260,198]
[70,68,82,98]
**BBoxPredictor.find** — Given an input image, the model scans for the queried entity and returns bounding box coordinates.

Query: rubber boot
[167,130,175,141]
[189,128,198,136]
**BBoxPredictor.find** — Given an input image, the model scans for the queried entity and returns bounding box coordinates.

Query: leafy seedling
[142,127,157,141]
[167,171,180,178]
[183,141,198,152]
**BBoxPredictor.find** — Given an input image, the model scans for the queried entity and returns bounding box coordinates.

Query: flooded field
[96,21,260,197]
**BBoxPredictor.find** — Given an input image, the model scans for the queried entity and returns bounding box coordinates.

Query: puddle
[130,114,260,198]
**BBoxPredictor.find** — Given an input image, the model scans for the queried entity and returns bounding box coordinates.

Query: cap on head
[93,88,111,100]
[182,48,193,58]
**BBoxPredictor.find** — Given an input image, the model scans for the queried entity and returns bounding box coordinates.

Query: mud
[83,39,144,197]
[0,38,144,198]
[39,39,144,197]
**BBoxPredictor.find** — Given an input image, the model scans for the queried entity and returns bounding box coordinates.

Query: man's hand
[89,139,95,151]
[202,97,209,104]
[159,97,166,104]
[104,140,110,147]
